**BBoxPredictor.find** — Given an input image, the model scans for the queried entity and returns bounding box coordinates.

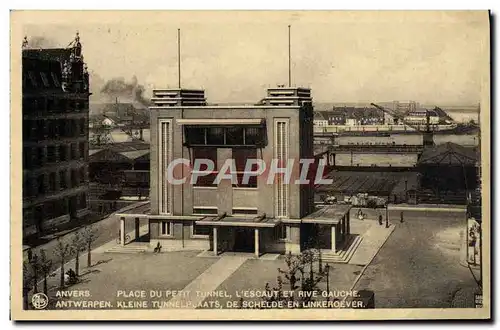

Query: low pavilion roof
[302,204,352,225]
[196,213,280,228]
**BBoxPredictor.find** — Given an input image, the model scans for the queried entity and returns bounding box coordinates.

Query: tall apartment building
[22,34,90,237]
[118,86,352,257]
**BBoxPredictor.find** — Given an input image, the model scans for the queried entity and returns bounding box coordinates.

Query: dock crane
[371,103,435,147]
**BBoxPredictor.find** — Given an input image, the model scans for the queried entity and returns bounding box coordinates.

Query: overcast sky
[19,11,489,104]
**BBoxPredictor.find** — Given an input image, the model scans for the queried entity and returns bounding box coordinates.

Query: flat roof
[302,204,352,225]
[176,118,264,126]
[149,105,301,110]
[196,214,280,228]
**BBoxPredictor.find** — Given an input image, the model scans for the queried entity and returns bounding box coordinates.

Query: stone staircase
[105,243,149,254]
[314,235,363,264]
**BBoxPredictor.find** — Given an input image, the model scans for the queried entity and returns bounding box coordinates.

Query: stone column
[135,218,140,240]
[254,228,260,258]
[342,215,347,241]
[213,227,218,256]
[331,225,336,253]
[120,217,125,246]
[346,211,350,235]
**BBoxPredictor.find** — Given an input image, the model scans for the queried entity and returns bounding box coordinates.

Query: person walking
[378,214,383,226]
[400,211,404,223]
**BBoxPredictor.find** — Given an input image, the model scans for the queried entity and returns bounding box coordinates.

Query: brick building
[22,34,90,237]
[118,86,352,257]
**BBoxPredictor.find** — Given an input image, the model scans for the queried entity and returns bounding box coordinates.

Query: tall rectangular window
[232,148,258,188]
[160,221,172,236]
[275,119,289,218]
[58,145,67,161]
[274,224,288,240]
[37,174,45,194]
[192,148,218,187]
[51,72,60,87]
[70,143,78,160]
[71,169,78,188]
[158,120,172,214]
[27,71,38,87]
[59,170,67,189]
[49,172,56,192]
[79,142,85,159]
[79,118,86,135]
[39,72,50,87]
[47,145,56,163]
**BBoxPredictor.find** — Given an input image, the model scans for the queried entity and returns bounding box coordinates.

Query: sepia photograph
[10,10,490,320]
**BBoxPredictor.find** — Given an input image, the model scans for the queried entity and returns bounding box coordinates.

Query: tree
[27,250,41,294]
[22,261,33,310]
[262,249,329,309]
[89,117,112,147]
[53,238,73,289]
[81,224,99,268]
[39,249,53,295]
[71,232,86,277]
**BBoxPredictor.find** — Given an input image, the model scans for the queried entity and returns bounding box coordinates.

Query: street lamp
[385,202,389,228]
[325,264,330,301]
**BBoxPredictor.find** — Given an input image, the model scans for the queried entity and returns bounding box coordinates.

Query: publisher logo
[475,294,483,308]
[32,293,49,310]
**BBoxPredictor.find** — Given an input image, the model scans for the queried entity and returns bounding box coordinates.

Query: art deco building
[22,34,90,237]
[118,86,353,259]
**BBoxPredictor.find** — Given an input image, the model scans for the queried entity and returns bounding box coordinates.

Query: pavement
[352,208,480,308]
[163,255,249,309]
[388,204,466,212]
[26,223,144,305]
[349,222,395,266]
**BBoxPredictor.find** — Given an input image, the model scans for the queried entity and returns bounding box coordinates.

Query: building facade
[118,86,352,257]
[22,34,90,237]
[404,109,440,125]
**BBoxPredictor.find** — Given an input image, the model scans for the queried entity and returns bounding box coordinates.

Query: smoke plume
[100,75,151,107]
[26,36,59,49]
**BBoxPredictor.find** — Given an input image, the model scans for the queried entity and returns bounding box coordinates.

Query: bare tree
[81,225,99,268]
[71,232,86,277]
[53,238,73,289]
[39,249,53,295]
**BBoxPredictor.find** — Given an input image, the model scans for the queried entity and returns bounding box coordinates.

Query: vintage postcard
[10,10,490,320]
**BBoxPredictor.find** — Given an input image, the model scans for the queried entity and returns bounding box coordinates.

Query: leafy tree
[81,225,99,267]
[262,249,329,308]
[53,238,73,289]
[89,117,112,146]
[39,249,53,295]
[71,232,86,277]
[22,261,33,310]
[27,250,41,293]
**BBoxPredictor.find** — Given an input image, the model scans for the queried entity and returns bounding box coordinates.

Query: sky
[19,11,489,105]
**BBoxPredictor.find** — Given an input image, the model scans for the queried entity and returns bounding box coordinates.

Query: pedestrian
[378,214,383,226]
[400,211,404,223]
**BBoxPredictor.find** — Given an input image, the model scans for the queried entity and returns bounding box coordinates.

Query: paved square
[46,251,217,309]
[354,210,480,308]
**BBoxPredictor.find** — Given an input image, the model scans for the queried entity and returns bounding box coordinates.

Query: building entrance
[232,228,255,252]
[300,223,331,251]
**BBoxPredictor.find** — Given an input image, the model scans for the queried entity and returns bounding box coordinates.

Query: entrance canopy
[302,205,352,225]
[196,213,280,228]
